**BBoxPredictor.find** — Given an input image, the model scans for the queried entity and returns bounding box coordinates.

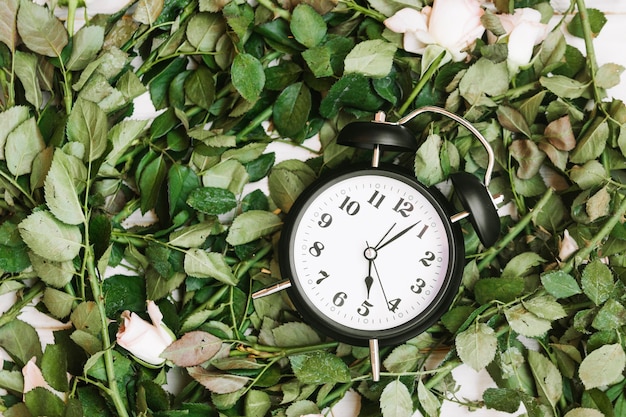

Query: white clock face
[286,170,456,335]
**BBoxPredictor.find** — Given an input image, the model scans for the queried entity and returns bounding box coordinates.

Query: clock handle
[398,106,501,247]
[397,106,495,186]
[369,338,381,381]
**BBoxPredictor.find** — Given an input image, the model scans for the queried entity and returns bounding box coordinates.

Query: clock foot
[369,339,380,381]
[252,279,291,299]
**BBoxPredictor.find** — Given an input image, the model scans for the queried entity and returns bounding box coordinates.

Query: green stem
[235,107,273,141]
[86,252,130,417]
[561,194,626,274]
[477,188,554,271]
[398,51,445,116]
[0,282,45,328]
[0,168,37,207]
[256,0,291,20]
[575,0,602,104]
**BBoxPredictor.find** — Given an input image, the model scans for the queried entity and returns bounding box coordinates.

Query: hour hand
[364,262,374,298]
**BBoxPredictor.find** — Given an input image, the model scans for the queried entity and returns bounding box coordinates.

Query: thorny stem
[575,0,601,104]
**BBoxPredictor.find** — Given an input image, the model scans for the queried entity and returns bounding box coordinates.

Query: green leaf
[41,344,69,392]
[16,0,68,57]
[161,331,222,367]
[0,319,42,366]
[138,153,168,214]
[13,51,41,108]
[0,0,18,50]
[344,39,396,78]
[320,73,385,118]
[418,379,440,417]
[415,134,443,186]
[168,221,224,248]
[581,259,613,306]
[459,58,509,104]
[184,249,238,285]
[273,82,311,138]
[456,322,497,371]
[272,322,321,347]
[595,63,624,89]
[528,350,562,409]
[570,118,608,164]
[5,116,45,176]
[567,8,607,38]
[71,301,102,337]
[268,159,316,213]
[0,244,30,273]
[187,187,237,215]
[185,66,216,110]
[24,387,65,417]
[523,295,567,321]
[244,390,271,417]
[188,367,249,394]
[19,211,82,262]
[579,344,626,390]
[289,351,350,385]
[592,299,626,331]
[564,409,604,417]
[505,304,552,337]
[473,277,524,305]
[29,252,74,288]
[106,119,148,166]
[133,0,165,25]
[44,149,87,225]
[290,4,326,48]
[66,25,104,71]
[380,380,413,417]
[501,252,545,279]
[186,12,225,52]
[202,159,249,195]
[540,75,589,99]
[149,57,187,110]
[383,344,420,373]
[66,98,108,162]
[226,210,282,246]
[483,388,522,413]
[0,105,30,160]
[232,53,265,102]
[497,105,532,139]
[43,287,75,319]
[540,271,582,298]
[102,275,146,318]
[168,164,201,217]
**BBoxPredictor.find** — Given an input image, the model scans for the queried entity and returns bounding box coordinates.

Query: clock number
[316,270,330,284]
[411,278,426,294]
[416,223,429,239]
[368,190,386,209]
[387,298,401,312]
[393,198,414,217]
[339,196,360,215]
[309,242,325,257]
[357,300,373,316]
[333,292,348,307]
[318,213,333,228]
[420,251,436,266]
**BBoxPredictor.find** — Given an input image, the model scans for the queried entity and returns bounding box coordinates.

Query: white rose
[384,0,485,62]
[494,8,549,72]
[116,301,175,366]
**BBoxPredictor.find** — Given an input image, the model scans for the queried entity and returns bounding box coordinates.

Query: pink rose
[384,0,485,61]
[116,301,175,366]
[491,8,549,72]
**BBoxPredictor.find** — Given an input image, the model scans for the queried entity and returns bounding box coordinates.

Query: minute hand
[375,221,420,251]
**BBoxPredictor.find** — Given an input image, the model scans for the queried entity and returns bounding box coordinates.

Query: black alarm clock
[254,106,500,380]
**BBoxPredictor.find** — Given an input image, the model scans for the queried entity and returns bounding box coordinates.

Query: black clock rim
[278,164,465,347]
